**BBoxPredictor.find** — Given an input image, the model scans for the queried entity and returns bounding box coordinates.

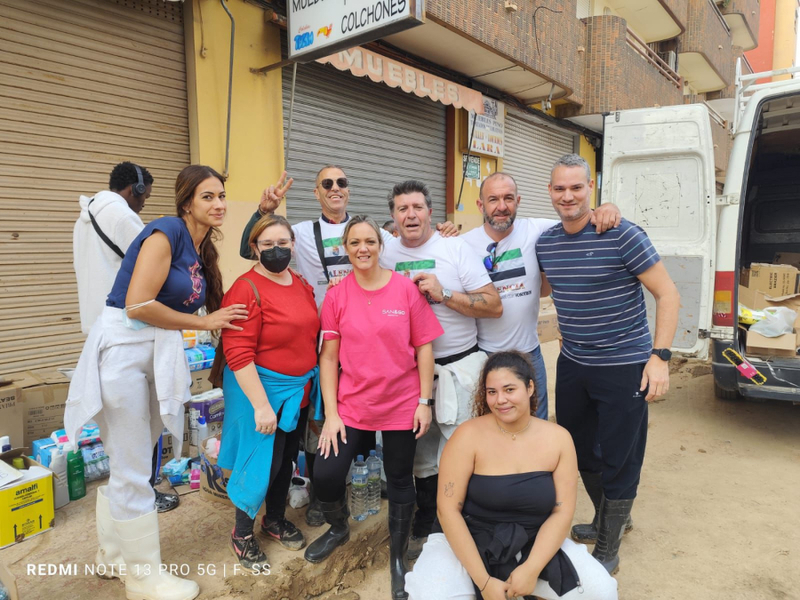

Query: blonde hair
[247,214,294,259]
[342,215,384,250]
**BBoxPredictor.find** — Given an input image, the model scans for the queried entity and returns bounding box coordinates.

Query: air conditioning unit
[658,50,678,71]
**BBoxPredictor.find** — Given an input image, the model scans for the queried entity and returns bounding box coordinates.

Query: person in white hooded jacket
[73,161,152,335]
[72,162,185,514]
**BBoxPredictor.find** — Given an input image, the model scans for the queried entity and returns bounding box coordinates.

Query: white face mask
[123,299,155,330]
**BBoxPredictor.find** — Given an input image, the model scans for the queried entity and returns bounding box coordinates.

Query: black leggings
[233,406,309,538]
[314,426,417,505]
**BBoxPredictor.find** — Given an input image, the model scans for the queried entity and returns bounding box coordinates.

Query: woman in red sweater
[218,215,321,572]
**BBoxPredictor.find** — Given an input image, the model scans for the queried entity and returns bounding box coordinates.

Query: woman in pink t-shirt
[304,216,442,596]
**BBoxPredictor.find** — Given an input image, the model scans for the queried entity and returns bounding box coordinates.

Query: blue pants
[529,345,549,421]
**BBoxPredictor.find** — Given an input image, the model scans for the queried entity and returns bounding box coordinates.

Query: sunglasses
[483,242,499,272]
[319,177,349,190]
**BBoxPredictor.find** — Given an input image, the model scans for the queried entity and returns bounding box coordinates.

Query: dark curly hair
[174,165,225,315]
[109,161,153,192]
[473,351,539,418]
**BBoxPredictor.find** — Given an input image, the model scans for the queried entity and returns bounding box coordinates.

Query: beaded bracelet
[480,575,491,591]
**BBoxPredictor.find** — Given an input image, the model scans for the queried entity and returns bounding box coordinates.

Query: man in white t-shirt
[381,179,502,559]
[461,172,621,421]
[72,161,180,514]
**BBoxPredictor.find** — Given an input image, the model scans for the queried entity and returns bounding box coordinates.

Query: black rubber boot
[408,474,437,561]
[389,501,414,600]
[305,485,326,527]
[592,496,635,574]
[303,496,350,563]
[571,471,633,544]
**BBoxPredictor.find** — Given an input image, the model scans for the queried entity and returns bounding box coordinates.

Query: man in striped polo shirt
[537,154,680,575]
[462,172,621,421]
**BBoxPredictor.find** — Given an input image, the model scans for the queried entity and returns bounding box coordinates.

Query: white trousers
[93,339,164,521]
[405,534,618,600]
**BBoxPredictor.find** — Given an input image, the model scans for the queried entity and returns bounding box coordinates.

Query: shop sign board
[317,46,485,113]
[468,97,505,158]
[289,0,425,62]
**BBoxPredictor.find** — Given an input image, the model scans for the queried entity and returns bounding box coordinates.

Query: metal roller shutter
[0,0,189,375]
[502,110,576,220]
[282,61,447,226]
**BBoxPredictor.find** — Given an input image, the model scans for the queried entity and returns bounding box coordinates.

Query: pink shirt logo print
[184,261,204,306]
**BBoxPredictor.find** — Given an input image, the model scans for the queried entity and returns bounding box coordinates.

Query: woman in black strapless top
[405,351,617,600]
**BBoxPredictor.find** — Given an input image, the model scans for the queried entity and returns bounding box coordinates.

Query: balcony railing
[626,28,683,88]
[709,0,732,34]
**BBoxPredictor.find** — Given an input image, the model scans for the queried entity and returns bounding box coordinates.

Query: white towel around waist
[64,306,190,445]
[433,350,488,432]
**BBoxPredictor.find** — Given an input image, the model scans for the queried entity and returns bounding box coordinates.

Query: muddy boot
[571,472,632,544]
[304,496,350,563]
[305,485,326,528]
[389,501,414,599]
[408,474,437,561]
[592,496,634,575]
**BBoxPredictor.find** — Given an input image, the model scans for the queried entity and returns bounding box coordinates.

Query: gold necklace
[495,416,533,441]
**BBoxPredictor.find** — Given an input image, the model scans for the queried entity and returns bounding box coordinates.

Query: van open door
[601,105,717,359]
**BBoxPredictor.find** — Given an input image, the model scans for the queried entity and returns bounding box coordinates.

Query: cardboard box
[745,329,798,358]
[748,263,799,297]
[189,420,222,447]
[189,390,224,427]
[537,302,560,344]
[0,448,55,549]
[198,434,231,505]
[3,371,70,448]
[189,368,215,395]
[774,252,800,269]
[739,285,800,329]
[0,381,24,450]
[31,438,58,468]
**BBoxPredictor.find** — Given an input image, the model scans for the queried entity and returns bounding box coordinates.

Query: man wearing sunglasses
[461,172,621,422]
[381,179,503,561]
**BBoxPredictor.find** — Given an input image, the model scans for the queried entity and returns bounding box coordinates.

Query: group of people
[65,153,679,600]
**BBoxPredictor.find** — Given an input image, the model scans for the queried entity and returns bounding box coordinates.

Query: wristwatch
[419,398,433,406]
[441,288,453,303]
[652,348,672,361]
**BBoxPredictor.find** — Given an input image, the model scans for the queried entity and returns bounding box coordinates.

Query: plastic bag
[749,307,797,337]
[288,476,310,509]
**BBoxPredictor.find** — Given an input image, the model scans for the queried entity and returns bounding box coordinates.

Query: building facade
[0,0,750,373]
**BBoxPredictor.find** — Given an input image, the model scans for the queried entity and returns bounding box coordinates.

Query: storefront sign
[289,0,425,62]
[468,97,505,157]
[317,46,485,114]
[462,154,481,180]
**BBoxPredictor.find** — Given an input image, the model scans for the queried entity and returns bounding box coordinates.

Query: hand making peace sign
[259,170,295,214]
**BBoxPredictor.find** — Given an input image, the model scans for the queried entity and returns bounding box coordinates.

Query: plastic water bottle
[366,450,382,515]
[349,454,368,522]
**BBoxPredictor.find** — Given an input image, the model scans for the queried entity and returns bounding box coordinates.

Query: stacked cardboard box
[739,261,800,358]
[0,371,69,450]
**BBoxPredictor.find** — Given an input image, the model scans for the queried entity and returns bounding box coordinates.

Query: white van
[599,64,800,402]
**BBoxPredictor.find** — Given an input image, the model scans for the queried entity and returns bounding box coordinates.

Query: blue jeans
[529,345,549,421]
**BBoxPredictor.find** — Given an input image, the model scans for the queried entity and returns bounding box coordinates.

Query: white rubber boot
[114,509,199,600]
[95,485,126,581]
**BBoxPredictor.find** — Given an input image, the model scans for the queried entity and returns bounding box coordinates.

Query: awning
[317,46,485,114]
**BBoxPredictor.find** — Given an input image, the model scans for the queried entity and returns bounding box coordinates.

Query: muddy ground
[2,340,799,599]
